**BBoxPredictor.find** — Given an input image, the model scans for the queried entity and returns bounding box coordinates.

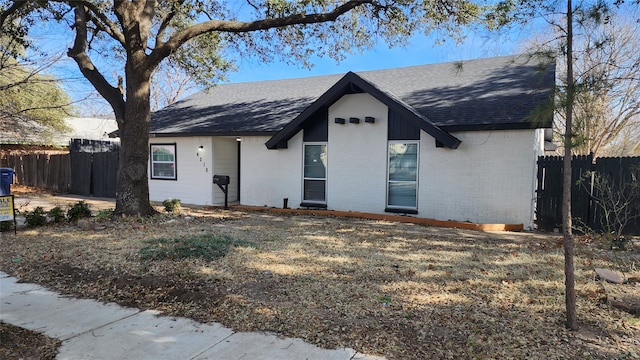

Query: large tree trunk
[114,55,156,216]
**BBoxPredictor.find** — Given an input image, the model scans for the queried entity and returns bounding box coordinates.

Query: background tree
[0,0,497,216]
[149,31,234,111]
[546,9,640,157]
[150,60,201,112]
[0,34,73,135]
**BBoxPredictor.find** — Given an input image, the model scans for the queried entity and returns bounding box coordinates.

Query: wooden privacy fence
[5,139,120,198]
[69,151,118,198]
[536,154,640,235]
[6,153,71,193]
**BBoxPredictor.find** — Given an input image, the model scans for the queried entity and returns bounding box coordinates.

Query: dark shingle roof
[150,54,555,136]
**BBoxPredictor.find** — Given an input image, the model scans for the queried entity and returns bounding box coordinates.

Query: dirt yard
[1,191,639,359]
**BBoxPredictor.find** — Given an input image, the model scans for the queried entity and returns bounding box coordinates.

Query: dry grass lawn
[1,199,639,359]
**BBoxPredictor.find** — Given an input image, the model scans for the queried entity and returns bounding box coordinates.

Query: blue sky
[224,29,532,84]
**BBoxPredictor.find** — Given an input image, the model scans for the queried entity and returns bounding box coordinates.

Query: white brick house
[148,55,555,229]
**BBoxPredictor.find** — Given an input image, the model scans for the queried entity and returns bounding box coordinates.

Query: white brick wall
[149,136,214,206]
[168,96,543,228]
[240,134,302,208]
[420,129,541,229]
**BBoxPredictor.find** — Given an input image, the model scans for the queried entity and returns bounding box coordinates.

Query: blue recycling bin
[0,168,14,195]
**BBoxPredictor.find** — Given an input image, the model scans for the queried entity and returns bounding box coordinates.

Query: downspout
[237,138,241,202]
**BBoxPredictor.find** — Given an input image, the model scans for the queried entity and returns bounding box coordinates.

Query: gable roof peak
[265,69,461,150]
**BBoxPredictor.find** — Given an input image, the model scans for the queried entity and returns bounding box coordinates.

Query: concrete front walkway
[0,272,383,360]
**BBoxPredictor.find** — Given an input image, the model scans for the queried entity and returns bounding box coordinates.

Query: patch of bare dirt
[9,184,58,196]
[1,204,639,359]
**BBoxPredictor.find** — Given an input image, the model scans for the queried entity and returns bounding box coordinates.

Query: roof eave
[150,130,278,138]
[439,119,553,133]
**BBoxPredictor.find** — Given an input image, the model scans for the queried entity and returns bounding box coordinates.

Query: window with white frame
[150,143,177,180]
[303,143,327,203]
[387,142,418,209]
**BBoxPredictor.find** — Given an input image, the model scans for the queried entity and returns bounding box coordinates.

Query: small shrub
[67,201,92,221]
[48,206,66,223]
[95,208,114,220]
[0,221,12,232]
[23,207,48,227]
[139,234,254,261]
[162,199,181,214]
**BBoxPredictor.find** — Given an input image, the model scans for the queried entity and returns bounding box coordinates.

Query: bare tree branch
[149,0,372,68]
[67,3,125,122]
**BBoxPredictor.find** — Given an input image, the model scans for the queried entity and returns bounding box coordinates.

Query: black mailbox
[213,175,230,185]
[213,175,230,209]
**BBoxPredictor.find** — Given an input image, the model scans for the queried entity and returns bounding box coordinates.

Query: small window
[150,143,177,180]
[387,142,418,209]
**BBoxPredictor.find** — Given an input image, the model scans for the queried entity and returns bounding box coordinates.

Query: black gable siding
[303,107,328,142]
[388,108,420,140]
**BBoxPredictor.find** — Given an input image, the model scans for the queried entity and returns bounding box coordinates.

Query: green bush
[67,201,92,221]
[139,234,254,261]
[48,206,66,223]
[162,199,181,213]
[24,207,48,227]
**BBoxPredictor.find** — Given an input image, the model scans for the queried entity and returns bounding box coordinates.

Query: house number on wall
[196,152,208,172]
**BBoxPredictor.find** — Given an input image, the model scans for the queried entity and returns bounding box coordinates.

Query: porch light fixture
[334,117,345,124]
[198,145,204,151]
[349,117,360,124]
[235,137,242,142]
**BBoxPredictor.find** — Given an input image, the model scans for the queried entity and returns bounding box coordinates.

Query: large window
[303,143,327,203]
[150,143,177,180]
[387,142,418,209]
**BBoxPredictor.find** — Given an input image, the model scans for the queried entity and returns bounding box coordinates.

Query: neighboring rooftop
[0,116,118,147]
[150,54,555,137]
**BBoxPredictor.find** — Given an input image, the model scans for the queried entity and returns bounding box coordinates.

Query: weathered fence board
[69,152,93,196]
[7,153,71,193]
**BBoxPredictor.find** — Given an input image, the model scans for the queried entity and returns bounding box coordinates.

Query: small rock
[595,268,625,284]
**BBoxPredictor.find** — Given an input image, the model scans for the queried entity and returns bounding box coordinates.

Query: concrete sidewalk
[0,272,383,360]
